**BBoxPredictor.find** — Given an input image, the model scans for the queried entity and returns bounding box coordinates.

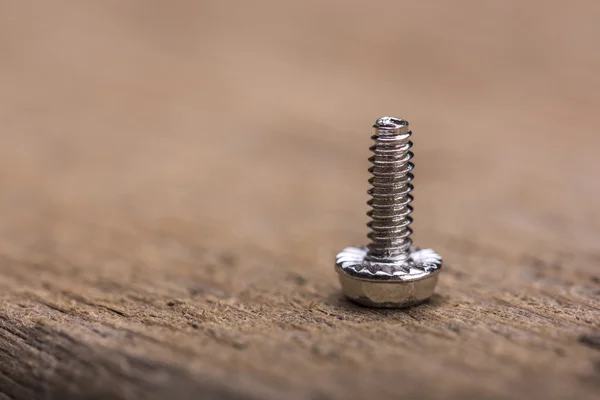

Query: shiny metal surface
[335,117,442,308]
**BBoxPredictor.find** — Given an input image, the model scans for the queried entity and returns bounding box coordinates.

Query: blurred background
[1,1,599,254]
[2,0,600,247]
[0,1,599,398]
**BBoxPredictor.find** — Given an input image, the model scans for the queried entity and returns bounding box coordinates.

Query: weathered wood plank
[0,1,599,399]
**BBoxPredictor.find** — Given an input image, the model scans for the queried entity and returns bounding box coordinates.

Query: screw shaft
[366,117,414,263]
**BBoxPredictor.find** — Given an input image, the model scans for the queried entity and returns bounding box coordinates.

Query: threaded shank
[366,117,414,263]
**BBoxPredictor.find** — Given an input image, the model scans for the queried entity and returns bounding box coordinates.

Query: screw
[335,117,442,308]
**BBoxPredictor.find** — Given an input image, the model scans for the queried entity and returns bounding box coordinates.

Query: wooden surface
[1,1,599,399]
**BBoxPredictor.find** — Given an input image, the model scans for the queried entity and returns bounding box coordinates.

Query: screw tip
[374,117,409,134]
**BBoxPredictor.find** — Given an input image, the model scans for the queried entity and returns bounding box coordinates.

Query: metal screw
[335,117,442,308]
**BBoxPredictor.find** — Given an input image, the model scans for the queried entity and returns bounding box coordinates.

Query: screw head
[335,246,442,308]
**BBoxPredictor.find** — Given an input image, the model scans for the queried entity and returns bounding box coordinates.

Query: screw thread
[366,117,414,263]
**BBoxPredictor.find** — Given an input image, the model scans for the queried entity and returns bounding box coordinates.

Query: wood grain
[0,1,599,399]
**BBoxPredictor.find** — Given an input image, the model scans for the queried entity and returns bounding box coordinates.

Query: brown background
[0,1,599,399]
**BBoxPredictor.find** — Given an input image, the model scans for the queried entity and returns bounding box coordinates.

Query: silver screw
[335,116,442,308]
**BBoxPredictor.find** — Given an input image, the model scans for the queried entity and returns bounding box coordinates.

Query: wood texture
[0,1,599,399]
